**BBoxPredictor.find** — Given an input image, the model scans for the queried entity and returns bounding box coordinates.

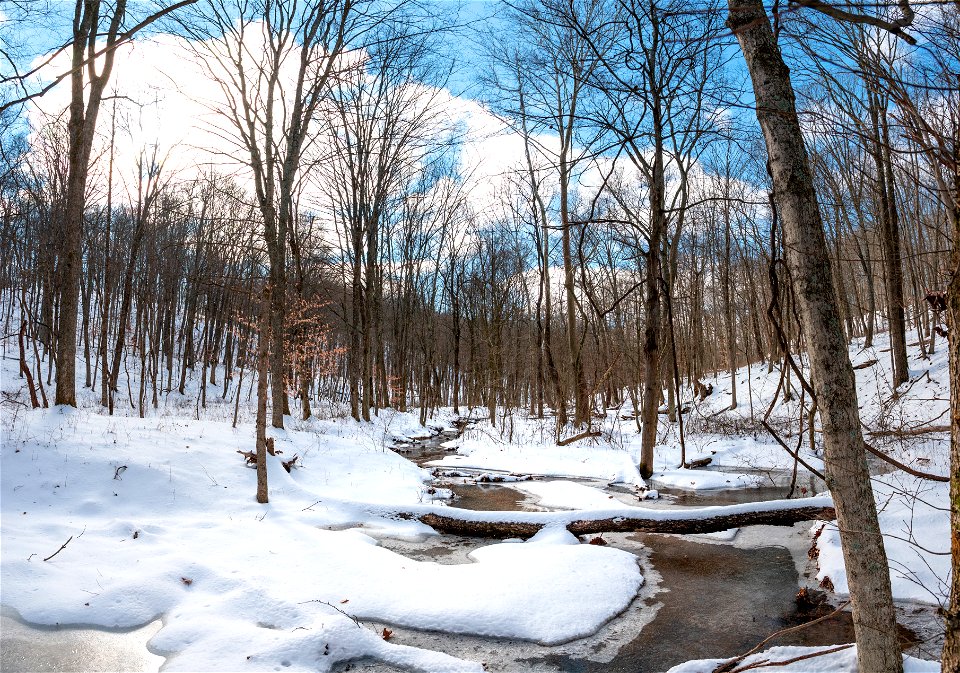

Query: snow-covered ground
[438,328,952,612]
[665,644,941,672]
[0,325,951,671]
[0,405,643,671]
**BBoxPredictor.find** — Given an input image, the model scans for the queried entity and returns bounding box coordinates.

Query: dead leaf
[381,628,393,641]
[340,599,349,604]
[181,577,193,586]
[281,454,299,473]
[588,536,607,546]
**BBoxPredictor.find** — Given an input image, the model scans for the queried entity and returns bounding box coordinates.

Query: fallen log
[684,456,713,469]
[557,430,603,446]
[366,497,836,539]
[867,424,949,437]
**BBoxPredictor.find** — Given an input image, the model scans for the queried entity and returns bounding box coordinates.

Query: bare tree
[183,0,364,427]
[562,0,722,473]
[726,0,912,669]
[2,0,199,407]
[484,0,608,428]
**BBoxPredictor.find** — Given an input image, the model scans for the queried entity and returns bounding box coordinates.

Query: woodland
[0,0,958,671]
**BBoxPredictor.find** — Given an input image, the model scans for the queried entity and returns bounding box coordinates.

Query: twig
[43,535,74,562]
[760,419,826,481]
[726,644,855,672]
[301,599,361,628]
[199,463,218,486]
[712,601,850,672]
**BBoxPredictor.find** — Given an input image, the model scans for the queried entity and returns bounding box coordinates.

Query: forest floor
[0,328,950,672]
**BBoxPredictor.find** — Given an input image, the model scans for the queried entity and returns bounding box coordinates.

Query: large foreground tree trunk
[726,2,903,671]
[943,178,960,673]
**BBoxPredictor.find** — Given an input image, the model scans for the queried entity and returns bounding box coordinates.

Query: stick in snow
[711,601,850,672]
[43,535,73,562]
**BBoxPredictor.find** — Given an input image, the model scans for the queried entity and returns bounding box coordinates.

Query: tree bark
[727,2,903,671]
[942,171,960,673]
[376,498,836,539]
[255,285,271,505]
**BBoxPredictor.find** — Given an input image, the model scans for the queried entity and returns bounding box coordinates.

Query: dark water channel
[381,436,923,672]
[448,483,528,511]
[526,535,849,672]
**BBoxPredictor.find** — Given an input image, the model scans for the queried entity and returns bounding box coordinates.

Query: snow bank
[650,467,763,491]
[428,438,643,484]
[1,406,644,670]
[814,474,951,605]
[512,480,624,510]
[665,644,940,672]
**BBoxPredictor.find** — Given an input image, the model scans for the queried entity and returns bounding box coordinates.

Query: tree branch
[790,0,916,45]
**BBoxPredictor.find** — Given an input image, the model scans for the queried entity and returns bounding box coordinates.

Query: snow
[0,323,951,670]
[424,413,651,483]
[650,467,764,491]
[665,645,941,672]
[427,439,644,484]
[0,403,642,670]
[814,474,951,604]
[512,479,624,510]
[795,331,953,608]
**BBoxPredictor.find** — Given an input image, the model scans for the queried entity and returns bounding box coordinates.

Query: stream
[0,428,939,673]
[344,431,931,672]
[0,606,163,673]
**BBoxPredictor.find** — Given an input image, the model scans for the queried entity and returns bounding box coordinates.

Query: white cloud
[24,25,553,225]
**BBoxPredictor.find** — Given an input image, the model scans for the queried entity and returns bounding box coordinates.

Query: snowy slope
[0,364,643,671]
[0,322,951,671]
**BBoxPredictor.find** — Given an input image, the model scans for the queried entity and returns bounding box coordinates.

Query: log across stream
[334,436,932,673]
[358,475,927,673]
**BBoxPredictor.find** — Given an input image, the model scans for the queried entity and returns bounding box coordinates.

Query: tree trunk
[871,94,909,386]
[727,2,902,671]
[942,174,960,673]
[377,498,836,539]
[639,134,666,479]
[255,286,271,505]
[560,147,588,427]
[55,0,125,407]
[723,193,738,409]
[269,260,287,428]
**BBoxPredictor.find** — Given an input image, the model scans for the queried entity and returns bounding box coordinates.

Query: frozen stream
[0,606,163,673]
[341,434,928,672]
[0,432,936,673]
